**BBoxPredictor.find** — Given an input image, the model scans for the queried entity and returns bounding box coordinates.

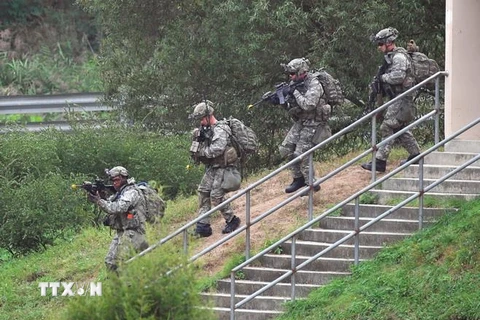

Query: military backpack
[136,182,166,224]
[312,69,345,106]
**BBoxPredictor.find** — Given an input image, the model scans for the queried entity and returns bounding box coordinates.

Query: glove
[282,85,294,97]
[87,192,100,204]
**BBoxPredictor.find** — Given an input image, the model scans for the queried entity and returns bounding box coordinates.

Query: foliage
[0,172,93,255]
[0,123,203,254]
[278,198,480,320]
[74,0,445,170]
[0,47,102,95]
[63,245,214,320]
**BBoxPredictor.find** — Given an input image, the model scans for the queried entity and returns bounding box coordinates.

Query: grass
[277,198,480,320]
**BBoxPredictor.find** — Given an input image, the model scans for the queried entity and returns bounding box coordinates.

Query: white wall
[445,0,480,140]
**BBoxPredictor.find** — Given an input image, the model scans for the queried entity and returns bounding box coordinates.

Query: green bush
[63,246,214,320]
[0,172,93,255]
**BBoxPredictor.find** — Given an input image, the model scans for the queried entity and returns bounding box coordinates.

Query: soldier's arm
[201,126,229,158]
[292,78,323,111]
[98,188,136,214]
[381,53,408,85]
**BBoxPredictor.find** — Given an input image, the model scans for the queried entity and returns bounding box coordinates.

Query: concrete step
[281,240,383,259]
[402,164,480,180]
[298,228,413,246]
[318,216,427,233]
[381,177,480,194]
[341,203,448,220]
[202,292,290,311]
[259,254,360,272]
[445,139,480,153]
[424,151,480,166]
[211,307,283,320]
[370,189,479,205]
[242,266,350,284]
[216,279,321,297]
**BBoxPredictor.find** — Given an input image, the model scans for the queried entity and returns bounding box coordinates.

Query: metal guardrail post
[230,272,236,320]
[308,153,314,221]
[371,115,377,182]
[290,235,297,301]
[418,157,425,230]
[354,197,360,266]
[434,77,441,145]
[245,190,251,260]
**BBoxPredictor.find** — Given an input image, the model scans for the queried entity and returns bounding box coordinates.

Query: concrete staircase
[202,140,480,320]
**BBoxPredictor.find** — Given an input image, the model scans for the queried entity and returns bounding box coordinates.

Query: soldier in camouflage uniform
[189,100,241,237]
[361,27,421,172]
[268,58,331,194]
[88,166,149,271]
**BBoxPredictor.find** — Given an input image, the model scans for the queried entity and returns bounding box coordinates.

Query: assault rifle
[247,80,305,109]
[367,61,395,112]
[71,177,115,195]
[189,126,212,165]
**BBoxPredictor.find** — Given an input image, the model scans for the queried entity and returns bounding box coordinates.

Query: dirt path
[193,161,375,277]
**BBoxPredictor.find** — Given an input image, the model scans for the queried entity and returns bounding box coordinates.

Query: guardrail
[0,92,110,114]
[0,93,111,132]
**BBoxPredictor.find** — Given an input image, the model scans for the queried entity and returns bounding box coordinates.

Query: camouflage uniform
[375,47,420,161]
[196,121,236,225]
[98,178,149,271]
[280,72,332,181]
[189,100,241,237]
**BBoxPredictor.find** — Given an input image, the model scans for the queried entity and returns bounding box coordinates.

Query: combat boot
[361,159,387,173]
[194,222,212,238]
[222,216,241,234]
[399,153,420,166]
[285,177,307,193]
[300,183,321,197]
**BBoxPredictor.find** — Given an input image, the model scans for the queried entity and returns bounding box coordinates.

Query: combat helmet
[189,100,215,120]
[373,27,399,44]
[283,58,310,75]
[107,166,129,178]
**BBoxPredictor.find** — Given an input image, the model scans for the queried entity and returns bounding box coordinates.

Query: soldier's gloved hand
[282,85,294,97]
[88,191,100,204]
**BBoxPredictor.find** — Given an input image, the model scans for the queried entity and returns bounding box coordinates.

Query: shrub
[0,172,94,255]
[62,246,214,320]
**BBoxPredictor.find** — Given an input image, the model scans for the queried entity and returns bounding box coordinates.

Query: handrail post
[371,115,377,182]
[418,157,425,230]
[182,229,188,254]
[245,190,251,260]
[290,235,297,301]
[434,77,441,145]
[308,153,314,221]
[354,197,360,265]
[230,272,236,320]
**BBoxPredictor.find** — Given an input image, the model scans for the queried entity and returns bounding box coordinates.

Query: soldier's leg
[376,117,401,162]
[197,167,215,225]
[105,234,120,271]
[279,122,302,179]
[297,126,317,179]
[211,168,234,222]
[123,230,149,254]
[396,130,420,156]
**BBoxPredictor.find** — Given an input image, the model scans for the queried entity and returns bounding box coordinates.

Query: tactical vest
[385,47,415,96]
[108,184,147,233]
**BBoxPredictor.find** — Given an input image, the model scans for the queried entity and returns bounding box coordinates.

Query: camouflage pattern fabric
[196,121,237,224]
[105,230,149,271]
[280,72,331,180]
[97,180,149,270]
[376,47,420,161]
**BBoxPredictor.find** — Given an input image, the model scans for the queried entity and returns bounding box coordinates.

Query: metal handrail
[230,117,480,316]
[126,71,448,264]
